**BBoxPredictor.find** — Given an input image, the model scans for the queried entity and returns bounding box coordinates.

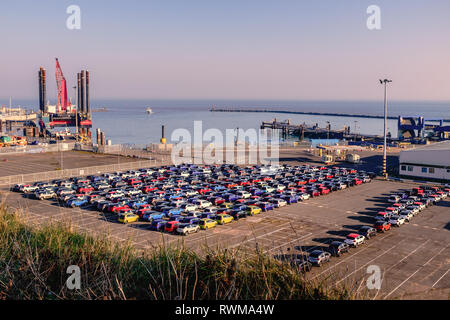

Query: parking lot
[2,166,449,300]
[0,151,139,177]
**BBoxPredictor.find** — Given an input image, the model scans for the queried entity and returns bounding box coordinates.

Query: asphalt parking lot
[2,178,448,300]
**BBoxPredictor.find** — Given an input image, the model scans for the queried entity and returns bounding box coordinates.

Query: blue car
[281,195,298,204]
[180,217,201,225]
[68,198,88,207]
[250,188,264,196]
[200,213,217,220]
[162,207,183,217]
[150,219,167,231]
[129,201,148,209]
[258,202,274,212]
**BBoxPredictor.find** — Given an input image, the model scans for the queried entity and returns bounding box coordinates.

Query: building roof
[402,140,450,152]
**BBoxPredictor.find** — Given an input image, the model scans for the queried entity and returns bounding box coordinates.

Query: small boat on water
[146,107,153,114]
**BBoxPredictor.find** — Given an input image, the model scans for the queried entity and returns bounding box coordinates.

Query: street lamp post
[73,86,78,143]
[326,121,330,140]
[380,79,392,180]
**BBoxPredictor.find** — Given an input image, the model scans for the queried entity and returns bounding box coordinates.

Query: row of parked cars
[11,163,374,236]
[294,184,449,272]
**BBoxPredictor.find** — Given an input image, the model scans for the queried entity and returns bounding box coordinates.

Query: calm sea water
[3,99,450,145]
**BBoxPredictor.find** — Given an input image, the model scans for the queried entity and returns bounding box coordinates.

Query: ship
[146,107,153,114]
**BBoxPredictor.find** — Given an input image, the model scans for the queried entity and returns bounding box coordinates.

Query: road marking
[312,234,396,280]
[384,244,449,299]
[264,232,313,253]
[227,223,293,249]
[335,240,402,285]
[431,268,450,288]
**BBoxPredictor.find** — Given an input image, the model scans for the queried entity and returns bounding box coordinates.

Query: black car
[230,209,248,220]
[358,226,377,239]
[327,241,350,257]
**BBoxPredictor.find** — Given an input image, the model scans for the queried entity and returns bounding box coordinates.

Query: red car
[374,221,391,232]
[164,221,180,233]
[353,179,363,185]
[77,186,94,194]
[111,204,130,213]
[309,190,321,197]
[319,188,330,195]
[142,186,158,193]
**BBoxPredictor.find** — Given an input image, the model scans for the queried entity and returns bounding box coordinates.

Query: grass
[0,205,356,300]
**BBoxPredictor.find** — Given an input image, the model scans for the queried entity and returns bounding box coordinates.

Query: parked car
[118,213,139,224]
[374,221,391,233]
[293,259,313,273]
[199,218,218,230]
[344,233,365,247]
[358,226,377,239]
[388,215,406,227]
[307,250,331,266]
[327,241,350,257]
[176,223,200,235]
[215,214,234,225]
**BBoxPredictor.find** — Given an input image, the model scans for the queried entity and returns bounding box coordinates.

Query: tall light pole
[73,86,78,143]
[380,79,392,179]
[326,121,330,140]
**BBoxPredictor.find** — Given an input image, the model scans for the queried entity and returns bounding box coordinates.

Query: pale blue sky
[1,0,449,101]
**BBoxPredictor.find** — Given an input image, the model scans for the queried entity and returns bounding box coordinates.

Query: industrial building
[398,116,450,141]
[399,140,450,181]
[38,58,92,142]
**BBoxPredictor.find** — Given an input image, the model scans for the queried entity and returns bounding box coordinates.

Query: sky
[0,0,449,102]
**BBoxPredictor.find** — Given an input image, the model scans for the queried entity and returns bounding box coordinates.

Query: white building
[399,141,450,181]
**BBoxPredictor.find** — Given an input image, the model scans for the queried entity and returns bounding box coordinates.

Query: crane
[55,58,68,112]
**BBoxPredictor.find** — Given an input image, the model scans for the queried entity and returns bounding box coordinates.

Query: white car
[298,193,311,201]
[181,204,198,212]
[126,189,142,196]
[270,199,287,208]
[35,190,56,200]
[186,190,199,196]
[405,206,420,215]
[264,186,275,193]
[237,191,251,199]
[344,234,365,247]
[107,192,124,199]
[388,195,401,203]
[23,185,39,193]
[195,200,212,208]
[389,216,406,227]
[399,211,414,222]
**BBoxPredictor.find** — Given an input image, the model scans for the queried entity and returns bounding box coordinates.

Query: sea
[3,99,450,145]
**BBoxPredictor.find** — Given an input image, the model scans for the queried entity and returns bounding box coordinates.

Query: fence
[0,142,77,155]
[0,159,162,187]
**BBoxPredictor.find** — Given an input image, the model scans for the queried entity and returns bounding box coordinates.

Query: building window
[408,166,413,172]
[401,165,406,171]
[421,167,427,173]
[429,168,435,174]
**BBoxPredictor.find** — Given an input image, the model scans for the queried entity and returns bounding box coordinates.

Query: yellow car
[221,202,233,209]
[118,213,139,224]
[199,218,218,230]
[247,205,262,216]
[216,214,234,225]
